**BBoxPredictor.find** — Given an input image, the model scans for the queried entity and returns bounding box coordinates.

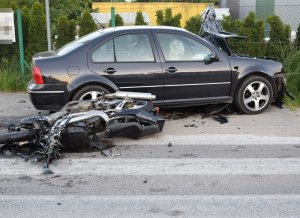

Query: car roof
[100,25,189,34]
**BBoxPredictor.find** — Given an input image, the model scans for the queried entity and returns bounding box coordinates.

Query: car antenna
[92,14,105,30]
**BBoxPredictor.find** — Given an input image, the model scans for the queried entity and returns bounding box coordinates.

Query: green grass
[0,67,31,92]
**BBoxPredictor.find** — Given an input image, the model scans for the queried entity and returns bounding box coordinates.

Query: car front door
[88,31,164,101]
[153,31,232,104]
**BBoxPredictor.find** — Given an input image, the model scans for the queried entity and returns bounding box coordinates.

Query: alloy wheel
[79,91,104,101]
[242,81,270,112]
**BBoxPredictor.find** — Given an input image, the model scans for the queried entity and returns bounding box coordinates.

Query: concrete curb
[106,134,300,146]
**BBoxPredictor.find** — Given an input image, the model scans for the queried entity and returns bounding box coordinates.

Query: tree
[156,8,181,27]
[184,15,201,34]
[266,15,291,61]
[56,16,76,49]
[109,14,124,27]
[78,10,97,37]
[27,1,47,57]
[135,12,147,25]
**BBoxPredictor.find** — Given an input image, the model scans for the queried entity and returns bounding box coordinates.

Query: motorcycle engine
[60,126,89,148]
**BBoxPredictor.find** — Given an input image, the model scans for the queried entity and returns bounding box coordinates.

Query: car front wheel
[235,76,273,114]
[72,85,110,101]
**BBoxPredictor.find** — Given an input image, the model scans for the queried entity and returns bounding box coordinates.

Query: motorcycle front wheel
[0,129,39,145]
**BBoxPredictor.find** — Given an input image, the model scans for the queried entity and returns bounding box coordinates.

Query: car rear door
[153,31,232,104]
[88,30,164,101]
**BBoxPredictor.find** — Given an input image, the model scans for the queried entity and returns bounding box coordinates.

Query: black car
[28,10,285,114]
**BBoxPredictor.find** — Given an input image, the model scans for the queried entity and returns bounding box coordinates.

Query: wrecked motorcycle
[0,91,165,173]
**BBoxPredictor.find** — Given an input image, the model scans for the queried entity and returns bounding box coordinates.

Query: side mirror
[204,52,218,64]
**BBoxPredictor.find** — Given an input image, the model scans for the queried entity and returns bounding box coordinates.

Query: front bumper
[28,80,68,111]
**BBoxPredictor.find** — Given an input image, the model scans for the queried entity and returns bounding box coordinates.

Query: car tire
[234,76,273,115]
[72,85,110,101]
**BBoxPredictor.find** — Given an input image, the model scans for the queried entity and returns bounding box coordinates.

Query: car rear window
[56,31,104,55]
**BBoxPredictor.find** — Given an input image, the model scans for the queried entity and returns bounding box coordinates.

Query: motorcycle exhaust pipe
[105,91,156,100]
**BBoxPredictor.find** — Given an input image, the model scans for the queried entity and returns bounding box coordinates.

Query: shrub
[237,12,265,58]
[109,14,124,27]
[135,12,147,25]
[156,8,181,27]
[222,13,265,57]
[56,16,76,48]
[22,6,31,59]
[222,15,240,33]
[297,23,300,49]
[184,15,201,34]
[79,9,97,37]
[266,15,291,61]
[115,14,124,26]
[27,1,47,57]
[0,63,31,92]
[284,49,300,106]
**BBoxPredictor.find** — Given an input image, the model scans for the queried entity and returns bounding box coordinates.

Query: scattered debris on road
[111,153,121,157]
[213,115,229,124]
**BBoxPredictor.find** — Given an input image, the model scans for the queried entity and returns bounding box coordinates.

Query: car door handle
[165,67,178,73]
[103,68,116,74]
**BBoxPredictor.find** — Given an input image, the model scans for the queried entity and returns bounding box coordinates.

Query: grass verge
[284,49,300,108]
[0,67,31,92]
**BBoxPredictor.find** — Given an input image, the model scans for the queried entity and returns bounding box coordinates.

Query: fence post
[16,10,25,75]
[111,7,115,27]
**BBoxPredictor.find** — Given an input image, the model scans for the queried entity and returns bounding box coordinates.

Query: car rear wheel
[235,76,273,115]
[72,85,110,101]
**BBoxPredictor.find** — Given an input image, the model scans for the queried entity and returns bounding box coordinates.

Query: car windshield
[56,30,104,55]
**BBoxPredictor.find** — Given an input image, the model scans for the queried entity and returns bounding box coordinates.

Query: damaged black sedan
[28,7,286,114]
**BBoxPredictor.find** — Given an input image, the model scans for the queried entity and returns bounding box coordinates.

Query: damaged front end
[200,6,294,108]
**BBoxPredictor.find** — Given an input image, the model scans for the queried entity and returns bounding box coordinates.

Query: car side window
[92,40,114,63]
[156,33,211,61]
[114,33,155,62]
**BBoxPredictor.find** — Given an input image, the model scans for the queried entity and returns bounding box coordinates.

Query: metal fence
[92,3,210,26]
[1,3,300,74]
[230,5,300,32]
[93,4,300,37]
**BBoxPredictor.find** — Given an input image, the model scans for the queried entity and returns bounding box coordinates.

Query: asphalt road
[0,92,300,217]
